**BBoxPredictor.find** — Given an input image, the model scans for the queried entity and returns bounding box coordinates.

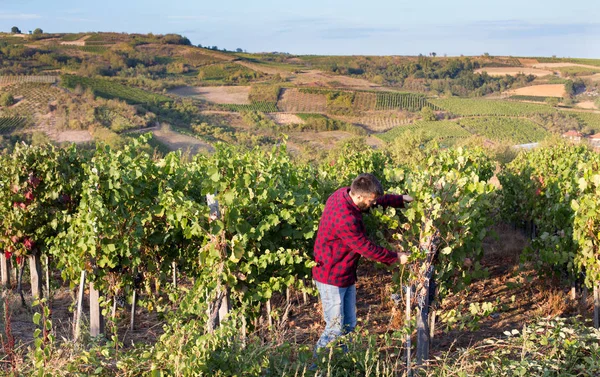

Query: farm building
[589,133,600,147]
[562,130,583,142]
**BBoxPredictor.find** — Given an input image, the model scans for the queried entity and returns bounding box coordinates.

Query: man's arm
[338,217,398,265]
[375,194,405,209]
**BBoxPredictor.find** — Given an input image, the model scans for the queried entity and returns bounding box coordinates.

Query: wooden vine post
[205,193,232,332]
[74,271,86,341]
[0,256,10,288]
[594,284,599,330]
[29,253,43,298]
[89,281,105,337]
[405,285,412,377]
[416,266,434,365]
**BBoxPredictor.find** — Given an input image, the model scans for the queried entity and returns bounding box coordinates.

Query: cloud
[0,13,41,20]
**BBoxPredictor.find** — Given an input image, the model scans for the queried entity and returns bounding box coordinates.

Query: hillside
[1,31,599,154]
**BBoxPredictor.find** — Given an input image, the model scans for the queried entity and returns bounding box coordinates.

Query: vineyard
[352,91,377,111]
[376,92,440,112]
[219,102,279,112]
[248,85,281,103]
[572,112,600,133]
[508,95,552,102]
[0,116,27,134]
[332,111,412,132]
[458,117,549,144]
[60,75,171,105]
[277,88,327,113]
[0,83,63,117]
[430,97,556,116]
[0,76,58,86]
[377,120,472,143]
[0,138,599,376]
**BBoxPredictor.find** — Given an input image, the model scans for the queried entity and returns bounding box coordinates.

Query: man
[312,173,412,355]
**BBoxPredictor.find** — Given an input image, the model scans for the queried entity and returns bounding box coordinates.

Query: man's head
[350,173,383,210]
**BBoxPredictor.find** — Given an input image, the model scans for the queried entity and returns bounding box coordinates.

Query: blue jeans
[314,280,357,355]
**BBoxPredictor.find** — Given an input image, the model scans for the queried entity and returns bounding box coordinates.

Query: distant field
[508,95,551,102]
[509,84,566,98]
[575,101,597,110]
[169,86,251,104]
[0,117,28,134]
[458,117,549,144]
[277,88,327,113]
[268,113,304,125]
[571,112,600,132]
[0,76,58,86]
[0,83,62,117]
[61,75,171,105]
[332,111,411,132]
[474,67,553,77]
[430,98,556,116]
[378,120,471,143]
[532,63,600,70]
[534,57,600,67]
[219,103,279,112]
[197,63,263,82]
[375,92,440,111]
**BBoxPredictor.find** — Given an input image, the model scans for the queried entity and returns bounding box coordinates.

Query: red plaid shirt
[312,187,405,287]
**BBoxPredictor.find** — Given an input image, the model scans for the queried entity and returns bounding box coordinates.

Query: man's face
[356,193,379,211]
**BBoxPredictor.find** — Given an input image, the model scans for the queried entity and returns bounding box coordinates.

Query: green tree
[0,93,15,107]
[564,80,575,96]
[11,26,21,34]
[33,28,43,35]
[545,97,559,107]
[420,106,437,121]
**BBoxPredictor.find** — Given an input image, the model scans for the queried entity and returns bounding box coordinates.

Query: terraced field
[0,76,58,86]
[0,83,63,117]
[277,88,327,113]
[0,117,28,134]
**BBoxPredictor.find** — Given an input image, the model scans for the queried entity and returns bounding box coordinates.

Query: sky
[1,0,599,58]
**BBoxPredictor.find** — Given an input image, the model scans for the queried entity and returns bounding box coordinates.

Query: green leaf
[441,247,452,255]
[33,312,41,325]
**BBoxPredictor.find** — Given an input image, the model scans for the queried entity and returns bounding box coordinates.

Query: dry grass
[268,113,304,125]
[575,101,597,110]
[475,67,554,77]
[508,84,566,97]
[518,58,540,66]
[277,88,327,113]
[148,124,214,154]
[532,62,600,70]
[168,86,251,104]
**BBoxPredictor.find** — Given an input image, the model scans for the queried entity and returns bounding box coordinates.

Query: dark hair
[350,173,383,196]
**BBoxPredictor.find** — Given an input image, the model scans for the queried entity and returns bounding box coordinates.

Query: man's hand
[463,258,473,268]
[402,195,414,203]
[398,252,410,265]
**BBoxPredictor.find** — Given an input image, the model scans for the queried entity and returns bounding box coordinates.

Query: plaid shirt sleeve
[337,216,398,265]
[375,194,404,209]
